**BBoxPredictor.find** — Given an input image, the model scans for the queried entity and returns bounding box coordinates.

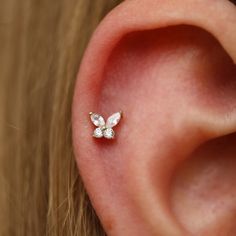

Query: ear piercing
[89,111,122,139]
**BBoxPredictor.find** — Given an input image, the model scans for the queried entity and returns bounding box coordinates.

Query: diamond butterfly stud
[89,111,122,139]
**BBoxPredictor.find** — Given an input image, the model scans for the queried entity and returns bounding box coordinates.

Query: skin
[72,0,236,235]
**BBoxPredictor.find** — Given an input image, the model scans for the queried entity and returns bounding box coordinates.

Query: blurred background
[0,1,122,235]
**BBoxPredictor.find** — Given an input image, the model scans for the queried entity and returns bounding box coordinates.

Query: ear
[72,0,236,235]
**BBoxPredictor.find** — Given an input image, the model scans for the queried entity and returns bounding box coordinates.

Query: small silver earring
[89,111,123,139]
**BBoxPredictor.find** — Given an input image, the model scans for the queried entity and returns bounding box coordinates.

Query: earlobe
[72,0,236,235]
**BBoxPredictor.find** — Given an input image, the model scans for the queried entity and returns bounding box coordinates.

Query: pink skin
[72,0,236,235]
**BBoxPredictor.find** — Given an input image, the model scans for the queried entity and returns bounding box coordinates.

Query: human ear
[72,0,236,235]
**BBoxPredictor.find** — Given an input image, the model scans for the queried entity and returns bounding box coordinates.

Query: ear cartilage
[89,111,122,139]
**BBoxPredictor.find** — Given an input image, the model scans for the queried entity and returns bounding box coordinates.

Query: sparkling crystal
[103,128,115,139]
[93,127,103,138]
[106,112,122,128]
[90,113,105,127]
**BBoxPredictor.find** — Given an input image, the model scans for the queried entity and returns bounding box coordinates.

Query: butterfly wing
[93,127,104,138]
[106,112,122,128]
[103,128,115,139]
[90,113,105,127]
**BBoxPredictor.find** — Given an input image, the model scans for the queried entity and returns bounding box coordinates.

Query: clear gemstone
[90,113,105,127]
[106,112,122,128]
[93,127,103,138]
[103,128,115,139]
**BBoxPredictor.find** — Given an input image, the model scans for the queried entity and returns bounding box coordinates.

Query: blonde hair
[0,0,122,235]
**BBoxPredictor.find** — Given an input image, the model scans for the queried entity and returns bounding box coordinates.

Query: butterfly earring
[89,111,122,139]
